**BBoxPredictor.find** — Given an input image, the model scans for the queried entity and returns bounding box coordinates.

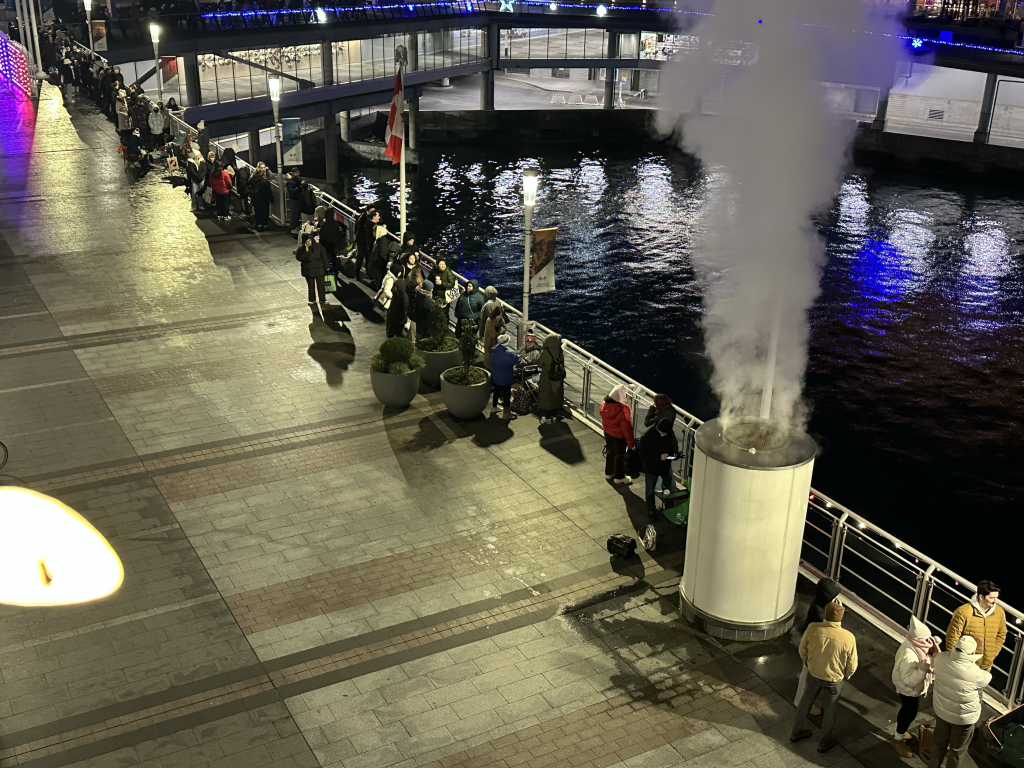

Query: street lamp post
[269,77,287,227]
[519,167,539,348]
[149,23,161,102]
[83,0,94,51]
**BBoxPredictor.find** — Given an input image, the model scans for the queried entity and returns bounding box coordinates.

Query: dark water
[345,147,1024,592]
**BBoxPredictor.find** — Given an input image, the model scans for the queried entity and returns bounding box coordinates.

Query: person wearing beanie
[489,333,519,419]
[639,416,677,516]
[600,384,635,484]
[929,635,992,768]
[791,600,858,754]
[890,616,942,757]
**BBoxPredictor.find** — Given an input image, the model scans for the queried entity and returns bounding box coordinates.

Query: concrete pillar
[324,107,340,184]
[603,30,620,110]
[248,129,261,165]
[481,69,494,111]
[408,95,419,150]
[321,41,334,86]
[407,29,419,72]
[871,86,890,131]
[339,110,351,142]
[182,51,200,107]
[974,72,999,143]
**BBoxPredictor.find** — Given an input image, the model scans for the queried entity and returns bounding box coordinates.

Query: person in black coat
[248,163,273,230]
[354,206,378,279]
[315,206,344,260]
[295,234,330,311]
[369,225,399,291]
[285,169,303,232]
[386,277,409,338]
[195,120,210,159]
[639,418,677,516]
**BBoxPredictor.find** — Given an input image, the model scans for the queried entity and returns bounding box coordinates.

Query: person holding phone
[639,418,677,515]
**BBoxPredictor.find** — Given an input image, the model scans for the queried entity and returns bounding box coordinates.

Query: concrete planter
[416,346,462,387]
[440,368,491,420]
[370,368,421,409]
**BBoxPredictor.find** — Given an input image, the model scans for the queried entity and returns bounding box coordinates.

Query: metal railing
[79,76,1024,711]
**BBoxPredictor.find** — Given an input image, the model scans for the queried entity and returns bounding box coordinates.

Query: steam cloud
[657,0,899,428]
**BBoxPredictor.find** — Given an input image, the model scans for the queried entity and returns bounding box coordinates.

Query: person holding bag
[891,616,942,758]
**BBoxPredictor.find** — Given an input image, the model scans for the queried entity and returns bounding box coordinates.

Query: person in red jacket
[208,163,233,221]
[600,384,635,484]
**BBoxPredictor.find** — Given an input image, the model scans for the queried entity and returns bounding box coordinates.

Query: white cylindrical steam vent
[680,418,816,641]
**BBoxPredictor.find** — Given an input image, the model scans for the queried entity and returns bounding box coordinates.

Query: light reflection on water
[348,149,1024,586]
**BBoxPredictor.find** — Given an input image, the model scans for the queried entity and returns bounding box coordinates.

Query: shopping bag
[324,274,336,293]
[918,724,934,764]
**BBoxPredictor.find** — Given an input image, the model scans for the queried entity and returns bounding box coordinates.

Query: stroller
[510,332,542,416]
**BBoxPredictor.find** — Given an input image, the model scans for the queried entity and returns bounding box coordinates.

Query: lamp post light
[83,0,94,50]
[519,167,539,348]
[269,76,287,226]
[149,23,161,102]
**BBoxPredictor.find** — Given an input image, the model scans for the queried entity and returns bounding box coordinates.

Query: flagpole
[399,61,407,236]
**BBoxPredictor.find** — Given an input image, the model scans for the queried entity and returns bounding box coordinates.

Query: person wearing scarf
[891,615,942,757]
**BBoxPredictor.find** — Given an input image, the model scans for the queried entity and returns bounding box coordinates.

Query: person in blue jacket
[489,334,519,419]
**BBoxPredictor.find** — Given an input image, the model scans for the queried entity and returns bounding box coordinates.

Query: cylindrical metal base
[680,589,795,642]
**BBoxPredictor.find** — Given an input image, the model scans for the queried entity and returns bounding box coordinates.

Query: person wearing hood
[537,333,565,423]
[794,577,843,716]
[386,277,409,338]
[791,602,858,755]
[929,635,992,768]
[481,304,506,369]
[428,258,457,306]
[478,286,500,339]
[639,418,677,515]
[295,233,331,313]
[946,580,1006,671]
[196,120,210,158]
[891,616,942,758]
[644,393,676,432]
[186,149,208,212]
[490,334,519,419]
[147,103,164,148]
[455,279,484,336]
[315,206,344,260]
[600,384,635,484]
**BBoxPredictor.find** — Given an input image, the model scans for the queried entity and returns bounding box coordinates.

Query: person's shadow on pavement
[307,315,355,387]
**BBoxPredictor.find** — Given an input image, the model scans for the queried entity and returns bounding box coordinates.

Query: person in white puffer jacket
[928,635,992,768]
[890,616,941,757]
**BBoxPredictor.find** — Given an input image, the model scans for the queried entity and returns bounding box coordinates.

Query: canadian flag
[383,68,404,166]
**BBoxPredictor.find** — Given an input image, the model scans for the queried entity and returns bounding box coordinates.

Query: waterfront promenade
[0,84,983,768]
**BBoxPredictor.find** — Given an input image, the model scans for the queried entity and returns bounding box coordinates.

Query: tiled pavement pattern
[0,84,972,768]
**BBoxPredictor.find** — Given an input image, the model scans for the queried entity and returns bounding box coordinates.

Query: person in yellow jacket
[946,580,1006,671]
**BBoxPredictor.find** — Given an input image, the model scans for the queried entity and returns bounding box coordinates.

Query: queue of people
[790,576,1006,766]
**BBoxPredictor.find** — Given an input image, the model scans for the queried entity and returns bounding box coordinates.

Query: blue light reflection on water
[346,149,1024,587]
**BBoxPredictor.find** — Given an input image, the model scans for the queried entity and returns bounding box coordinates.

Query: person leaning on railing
[945,580,1007,671]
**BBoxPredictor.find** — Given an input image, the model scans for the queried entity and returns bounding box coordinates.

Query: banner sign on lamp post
[530,227,557,293]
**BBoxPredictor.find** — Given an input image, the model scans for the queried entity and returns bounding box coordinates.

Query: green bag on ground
[1002,723,1024,767]
[660,481,691,526]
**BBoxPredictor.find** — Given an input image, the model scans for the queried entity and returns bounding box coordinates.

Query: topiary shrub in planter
[440,321,490,419]
[370,337,424,408]
[416,303,461,387]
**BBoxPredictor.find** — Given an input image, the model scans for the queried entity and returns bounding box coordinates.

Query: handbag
[606,534,637,559]
[202,186,213,205]
[324,275,336,292]
[918,724,934,764]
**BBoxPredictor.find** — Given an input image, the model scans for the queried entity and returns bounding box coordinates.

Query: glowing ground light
[911,37,924,48]
[0,487,124,606]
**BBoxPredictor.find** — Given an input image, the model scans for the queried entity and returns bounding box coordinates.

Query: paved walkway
[0,84,981,768]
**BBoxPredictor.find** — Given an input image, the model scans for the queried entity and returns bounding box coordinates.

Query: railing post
[826,512,849,582]
[1006,633,1024,706]
[626,386,639,442]
[912,563,937,621]
[581,362,592,417]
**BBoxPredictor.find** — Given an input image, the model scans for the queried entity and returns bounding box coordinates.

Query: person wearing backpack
[639,418,676,514]
[537,334,566,424]
[600,384,635,484]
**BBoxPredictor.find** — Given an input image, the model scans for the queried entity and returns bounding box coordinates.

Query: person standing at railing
[286,169,303,233]
[791,602,858,755]
[368,220,397,290]
[196,120,210,160]
[643,393,676,432]
[890,616,941,758]
[115,91,130,139]
[478,286,500,340]
[186,149,209,213]
[455,279,484,338]
[353,205,378,279]
[794,577,842,716]
[209,163,233,221]
[928,635,991,768]
[639,418,676,515]
[537,333,565,424]
[945,580,1006,672]
[482,304,506,369]
[600,384,635,484]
